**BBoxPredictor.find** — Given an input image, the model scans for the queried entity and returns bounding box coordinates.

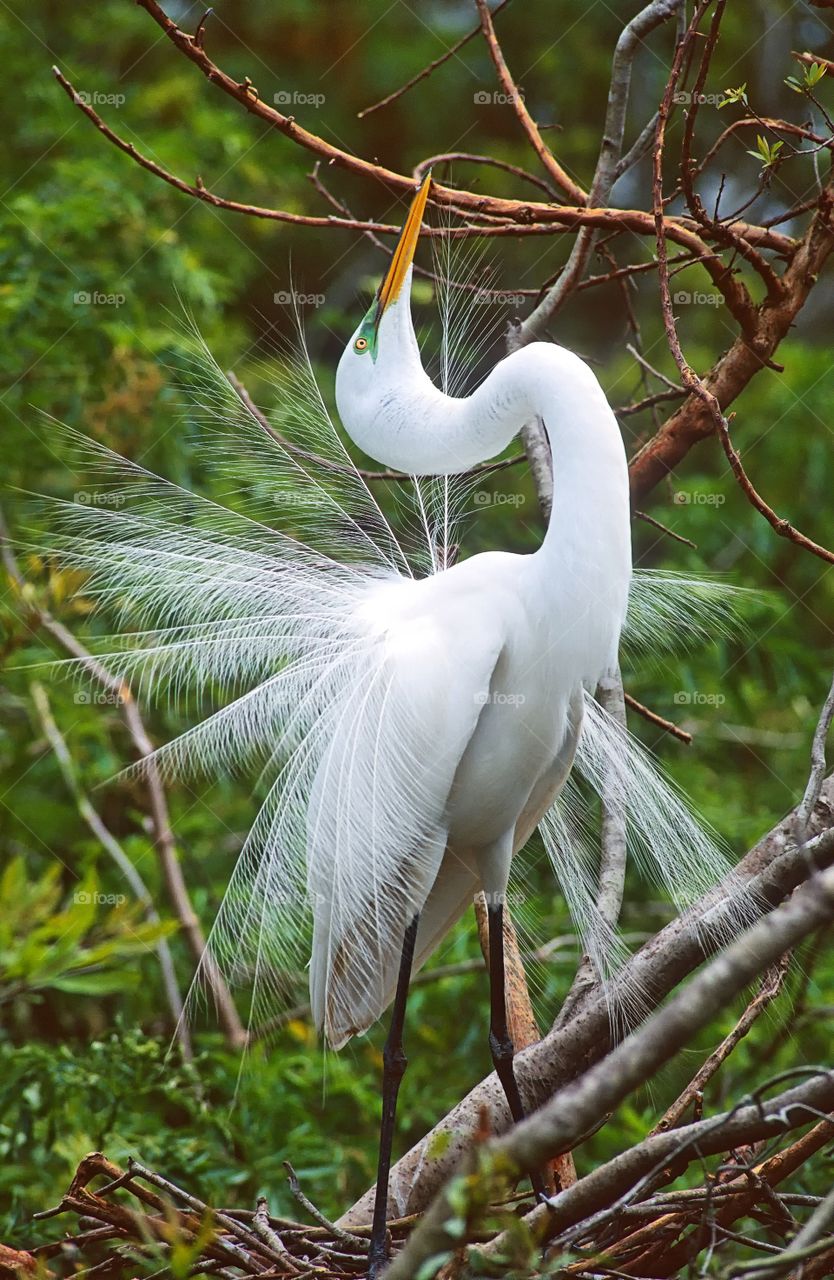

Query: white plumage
[36,190,748,1059]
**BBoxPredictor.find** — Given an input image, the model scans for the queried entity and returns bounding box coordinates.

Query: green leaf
[718,81,748,108]
[415,1253,453,1279]
[51,971,141,996]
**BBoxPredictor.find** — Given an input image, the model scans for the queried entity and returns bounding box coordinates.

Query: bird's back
[306,553,585,1046]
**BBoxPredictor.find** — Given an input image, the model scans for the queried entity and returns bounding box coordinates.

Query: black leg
[487,900,547,1201]
[368,912,419,1279]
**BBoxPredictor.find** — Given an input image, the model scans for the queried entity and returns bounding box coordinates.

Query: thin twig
[632,508,696,549]
[650,10,834,567]
[474,0,586,204]
[715,416,834,566]
[283,1163,367,1250]
[517,0,682,340]
[412,150,557,199]
[29,681,191,1058]
[356,0,512,118]
[794,670,834,843]
[623,690,693,742]
[625,343,681,392]
[651,957,790,1134]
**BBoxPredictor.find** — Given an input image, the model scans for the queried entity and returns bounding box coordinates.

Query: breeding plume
[43,176,746,1275]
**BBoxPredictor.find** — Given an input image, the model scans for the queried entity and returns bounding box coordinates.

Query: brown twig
[792,50,834,76]
[623,690,693,742]
[678,1,785,309]
[651,957,791,1134]
[473,0,586,204]
[52,51,790,270]
[696,116,831,182]
[412,150,558,199]
[715,413,834,565]
[632,508,696,549]
[647,8,834,567]
[356,0,513,119]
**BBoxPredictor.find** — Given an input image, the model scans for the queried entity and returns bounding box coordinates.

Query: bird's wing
[307,586,506,1047]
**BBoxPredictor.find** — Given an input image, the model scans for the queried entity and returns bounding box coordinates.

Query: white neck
[336,294,632,634]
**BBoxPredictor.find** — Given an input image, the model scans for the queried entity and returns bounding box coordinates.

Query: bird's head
[335,175,432,451]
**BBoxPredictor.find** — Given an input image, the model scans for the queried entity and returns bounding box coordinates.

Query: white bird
[41,174,747,1276]
[330,176,634,1264]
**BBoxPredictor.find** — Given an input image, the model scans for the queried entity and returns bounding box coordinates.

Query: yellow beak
[376,174,431,324]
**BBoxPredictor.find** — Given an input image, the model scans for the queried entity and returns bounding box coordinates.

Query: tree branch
[386,834,834,1277]
[339,775,834,1227]
[29,681,191,1059]
[517,0,682,341]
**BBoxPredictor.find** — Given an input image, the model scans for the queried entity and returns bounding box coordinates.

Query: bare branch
[29,681,191,1058]
[715,413,834,565]
[795,670,834,842]
[387,829,834,1278]
[340,777,834,1226]
[517,0,682,341]
[356,0,512,119]
[623,688,693,742]
[632,509,697,550]
[484,1075,834,1266]
[474,0,586,204]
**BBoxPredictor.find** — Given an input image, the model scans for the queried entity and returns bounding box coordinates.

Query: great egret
[334,174,633,1266]
[39,175,748,1277]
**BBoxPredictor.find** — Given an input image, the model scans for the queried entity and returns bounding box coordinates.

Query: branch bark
[339,775,834,1227]
[385,829,834,1277]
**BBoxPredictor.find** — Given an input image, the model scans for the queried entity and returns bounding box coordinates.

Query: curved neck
[337,301,631,594]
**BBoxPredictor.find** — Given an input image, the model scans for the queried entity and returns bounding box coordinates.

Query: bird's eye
[354,337,368,352]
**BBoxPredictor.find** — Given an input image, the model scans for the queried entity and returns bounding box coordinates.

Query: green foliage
[718,82,749,108]
[0,857,173,1012]
[785,62,827,94]
[746,134,784,168]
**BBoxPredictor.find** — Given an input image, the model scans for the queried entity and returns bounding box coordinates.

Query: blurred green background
[1,0,833,1262]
